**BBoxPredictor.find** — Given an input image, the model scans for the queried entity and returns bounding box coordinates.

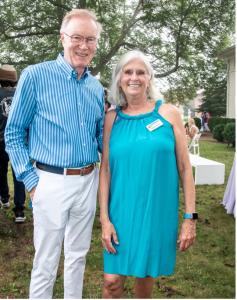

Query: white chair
[188,133,201,156]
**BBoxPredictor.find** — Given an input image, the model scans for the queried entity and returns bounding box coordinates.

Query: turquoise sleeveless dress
[103,100,179,278]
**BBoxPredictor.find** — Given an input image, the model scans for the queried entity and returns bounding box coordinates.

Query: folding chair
[188,133,201,156]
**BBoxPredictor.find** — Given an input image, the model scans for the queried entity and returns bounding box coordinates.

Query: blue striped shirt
[5,53,104,192]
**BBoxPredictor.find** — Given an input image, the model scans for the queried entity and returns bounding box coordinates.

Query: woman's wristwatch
[183,213,198,220]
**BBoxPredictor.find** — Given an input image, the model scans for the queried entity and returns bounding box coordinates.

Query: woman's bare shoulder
[160,103,179,114]
[159,103,181,124]
[104,109,117,127]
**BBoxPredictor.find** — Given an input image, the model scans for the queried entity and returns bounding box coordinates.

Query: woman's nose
[131,71,138,80]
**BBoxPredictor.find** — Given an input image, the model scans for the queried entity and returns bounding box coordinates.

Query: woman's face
[119,59,150,99]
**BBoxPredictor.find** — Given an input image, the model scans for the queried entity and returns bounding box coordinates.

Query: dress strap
[154,99,163,111]
[112,106,121,126]
[115,106,121,113]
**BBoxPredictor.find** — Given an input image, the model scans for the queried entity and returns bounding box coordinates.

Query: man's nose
[79,40,89,49]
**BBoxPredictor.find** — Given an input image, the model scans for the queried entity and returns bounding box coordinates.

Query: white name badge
[146,119,163,131]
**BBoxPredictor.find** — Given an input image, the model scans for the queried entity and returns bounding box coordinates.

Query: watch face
[193,213,198,219]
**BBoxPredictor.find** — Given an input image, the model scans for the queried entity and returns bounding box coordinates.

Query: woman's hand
[177,219,196,251]
[101,220,119,254]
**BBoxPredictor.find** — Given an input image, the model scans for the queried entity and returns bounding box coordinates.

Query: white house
[219,45,236,118]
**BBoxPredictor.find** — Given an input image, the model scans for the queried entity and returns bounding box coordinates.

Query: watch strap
[183,212,198,219]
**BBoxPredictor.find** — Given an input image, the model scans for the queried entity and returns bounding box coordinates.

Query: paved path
[200,132,216,142]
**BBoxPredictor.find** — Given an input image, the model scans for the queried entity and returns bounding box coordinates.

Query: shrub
[213,124,225,142]
[209,117,235,132]
[194,117,201,129]
[223,123,235,147]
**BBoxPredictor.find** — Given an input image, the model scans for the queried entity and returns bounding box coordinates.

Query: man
[5,9,104,299]
[0,65,26,223]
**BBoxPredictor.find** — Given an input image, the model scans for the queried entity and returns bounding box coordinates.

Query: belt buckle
[80,167,87,176]
[80,164,94,176]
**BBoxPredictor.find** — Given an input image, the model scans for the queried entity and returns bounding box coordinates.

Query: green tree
[199,73,227,117]
[0,0,235,99]
[199,39,230,117]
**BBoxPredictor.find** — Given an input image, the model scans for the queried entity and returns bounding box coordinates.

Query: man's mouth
[75,52,88,57]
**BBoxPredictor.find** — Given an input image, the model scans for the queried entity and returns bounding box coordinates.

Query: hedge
[223,122,235,147]
[213,124,225,142]
[208,117,235,132]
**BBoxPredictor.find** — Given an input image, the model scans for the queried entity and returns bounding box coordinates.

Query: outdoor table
[189,153,225,185]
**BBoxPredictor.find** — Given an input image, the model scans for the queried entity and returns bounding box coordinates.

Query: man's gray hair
[109,50,161,106]
[60,9,102,38]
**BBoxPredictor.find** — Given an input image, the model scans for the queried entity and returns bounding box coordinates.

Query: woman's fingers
[178,220,196,251]
[102,235,116,253]
[101,224,119,254]
[112,231,119,245]
[178,235,196,251]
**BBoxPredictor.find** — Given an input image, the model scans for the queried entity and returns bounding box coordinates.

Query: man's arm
[5,67,39,192]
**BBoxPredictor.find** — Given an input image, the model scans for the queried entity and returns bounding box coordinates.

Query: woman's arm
[159,104,196,251]
[99,110,119,254]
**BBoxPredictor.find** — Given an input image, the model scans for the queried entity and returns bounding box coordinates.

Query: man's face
[60,17,98,75]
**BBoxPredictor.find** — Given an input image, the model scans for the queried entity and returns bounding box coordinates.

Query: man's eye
[87,37,96,43]
[73,36,82,41]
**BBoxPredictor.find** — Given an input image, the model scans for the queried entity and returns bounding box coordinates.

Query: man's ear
[60,32,64,44]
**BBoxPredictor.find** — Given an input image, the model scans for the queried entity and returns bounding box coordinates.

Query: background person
[99,50,197,298]
[201,111,210,132]
[5,9,104,299]
[0,65,26,223]
[188,117,199,140]
[184,121,189,136]
[104,88,111,113]
[203,111,210,132]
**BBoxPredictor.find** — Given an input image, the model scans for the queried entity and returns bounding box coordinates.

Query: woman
[99,50,197,298]
[188,118,199,140]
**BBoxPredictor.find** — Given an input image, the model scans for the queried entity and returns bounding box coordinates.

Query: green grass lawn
[0,140,235,298]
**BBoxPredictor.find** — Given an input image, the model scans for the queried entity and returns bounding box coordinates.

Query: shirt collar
[56,52,89,80]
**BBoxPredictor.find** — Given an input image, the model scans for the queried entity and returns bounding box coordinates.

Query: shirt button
[81,122,83,126]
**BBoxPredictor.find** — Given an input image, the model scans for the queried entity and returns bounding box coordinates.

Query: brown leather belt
[36,162,95,176]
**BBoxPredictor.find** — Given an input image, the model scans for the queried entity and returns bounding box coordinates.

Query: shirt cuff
[98,137,103,153]
[22,170,39,192]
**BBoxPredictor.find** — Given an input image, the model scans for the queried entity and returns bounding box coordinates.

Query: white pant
[29,167,99,299]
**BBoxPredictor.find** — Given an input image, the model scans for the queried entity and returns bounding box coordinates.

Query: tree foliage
[0,0,235,102]
[198,59,227,117]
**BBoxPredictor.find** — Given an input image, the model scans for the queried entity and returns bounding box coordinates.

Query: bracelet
[183,212,198,220]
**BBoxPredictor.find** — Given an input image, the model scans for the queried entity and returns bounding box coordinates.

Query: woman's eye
[137,70,145,75]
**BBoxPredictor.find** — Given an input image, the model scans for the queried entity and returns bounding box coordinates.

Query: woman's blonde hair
[188,118,195,125]
[109,50,162,106]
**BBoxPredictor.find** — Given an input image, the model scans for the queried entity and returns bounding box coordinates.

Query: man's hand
[30,186,36,200]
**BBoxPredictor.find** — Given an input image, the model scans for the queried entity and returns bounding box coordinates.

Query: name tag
[146,119,163,131]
